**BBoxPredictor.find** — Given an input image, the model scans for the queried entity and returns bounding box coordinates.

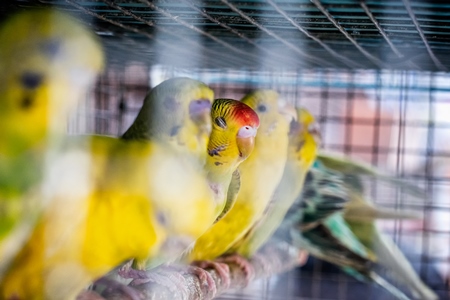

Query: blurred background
[3,0,450,299]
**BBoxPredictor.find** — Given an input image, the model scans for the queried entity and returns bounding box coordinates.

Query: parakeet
[122,77,214,164]
[203,99,260,219]
[188,90,291,264]
[0,8,104,277]
[342,176,437,300]
[230,107,320,257]
[311,154,433,300]
[292,213,415,299]
[284,156,437,300]
[119,78,214,271]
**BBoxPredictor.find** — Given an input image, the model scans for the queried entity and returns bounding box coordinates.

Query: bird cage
[1,1,450,299]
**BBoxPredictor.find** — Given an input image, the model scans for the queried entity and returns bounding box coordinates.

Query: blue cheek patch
[189,99,211,116]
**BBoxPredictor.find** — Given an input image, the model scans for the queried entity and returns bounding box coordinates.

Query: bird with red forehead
[186,90,293,288]
[203,98,260,220]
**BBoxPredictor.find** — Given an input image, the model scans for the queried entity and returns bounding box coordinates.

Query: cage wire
[3,0,450,299]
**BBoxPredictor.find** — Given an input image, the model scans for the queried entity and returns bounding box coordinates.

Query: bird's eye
[237,125,256,138]
[257,104,267,112]
[193,99,210,106]
[214,116,227,128]
[20,72,43,90]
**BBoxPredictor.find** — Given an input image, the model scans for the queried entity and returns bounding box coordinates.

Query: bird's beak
[236,126,258,159]
[308,122,323,147]
[289,119,303,136]
[278,100,297,123]
[189,99,212,129]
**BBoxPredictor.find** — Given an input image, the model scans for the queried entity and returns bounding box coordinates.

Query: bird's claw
[216,253,255,287]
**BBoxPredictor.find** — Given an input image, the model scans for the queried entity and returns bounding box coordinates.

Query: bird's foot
[216,253,255,287]
[118,260,187,295]
[119,263,193,298]
[117,260,148,281]
[298,250,309,266]
[160,263,218,299]
[192,260,231,290]
[94,277,142,300]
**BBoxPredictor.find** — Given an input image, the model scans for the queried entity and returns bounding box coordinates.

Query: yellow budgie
[231,107,320,257]
[188,90,292,280]
[0,8,103,277]
[119,77,214,272]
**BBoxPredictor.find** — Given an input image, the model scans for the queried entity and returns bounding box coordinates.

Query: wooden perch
[85,241,303,300]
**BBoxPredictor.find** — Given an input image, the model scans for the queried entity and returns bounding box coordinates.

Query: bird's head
[289,107,321,168]
[0,9,104,156]
[208,98,259,164]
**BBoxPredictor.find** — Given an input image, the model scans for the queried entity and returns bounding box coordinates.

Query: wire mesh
[2,0,450,299]
[4,0,450,71]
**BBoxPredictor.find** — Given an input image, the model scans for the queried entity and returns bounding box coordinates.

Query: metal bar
[181,0,257,47]
[266,0,362,69]
[360,2,402,58]
[402,0,447,71]
[421,72,436,280]
[219,0,335,68]
[66,0,234,69]
[180,0,311,69]
[360,1,421,70]
[100,0,247,69]
[66,0,153,38]
[137,0,265,66]
[310,0,386,69]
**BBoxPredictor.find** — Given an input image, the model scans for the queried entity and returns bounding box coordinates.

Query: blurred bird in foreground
[0,8,103,278]
[188,90,292,284]
[282,154,437,300]
[230,107,320,257]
